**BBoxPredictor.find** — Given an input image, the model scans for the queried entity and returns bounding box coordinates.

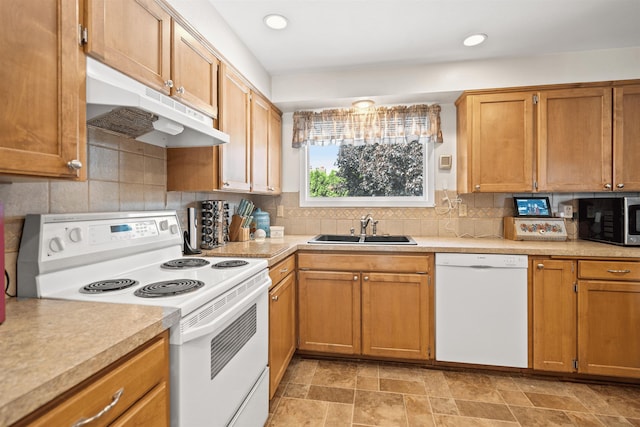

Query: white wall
[165,0,272,97]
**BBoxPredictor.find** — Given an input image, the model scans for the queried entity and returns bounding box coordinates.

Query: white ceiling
[208,0,640,77]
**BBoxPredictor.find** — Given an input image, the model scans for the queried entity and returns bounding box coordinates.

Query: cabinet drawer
[269,255,295,287]
[579,260,640,281]
[21,332,169,427]
[298,252,430,273]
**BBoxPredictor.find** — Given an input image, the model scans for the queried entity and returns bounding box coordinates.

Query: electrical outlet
[563,205,573,218]
[459,204,468,217]
[276,205,285,217]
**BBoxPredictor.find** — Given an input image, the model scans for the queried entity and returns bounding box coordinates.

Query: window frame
[299,140,435,207]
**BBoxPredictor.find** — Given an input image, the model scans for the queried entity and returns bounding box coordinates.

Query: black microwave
[578,197,640,246]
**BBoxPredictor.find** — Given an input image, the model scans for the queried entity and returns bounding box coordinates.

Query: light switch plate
[439,154,452,170]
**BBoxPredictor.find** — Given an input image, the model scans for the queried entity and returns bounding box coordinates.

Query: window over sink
[294,104,441,207]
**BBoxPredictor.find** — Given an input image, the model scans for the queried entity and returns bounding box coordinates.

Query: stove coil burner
[80,279,139,294]
[134,279,205,298]
[161,258,210,269]
[212,260,249,269]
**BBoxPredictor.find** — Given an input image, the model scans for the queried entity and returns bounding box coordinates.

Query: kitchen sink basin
[308,234,417,245]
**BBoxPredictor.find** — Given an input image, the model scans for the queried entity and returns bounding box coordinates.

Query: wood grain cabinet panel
[537,87,612,191]
[531,259,577,372]
[613,84,640,191]
[269,266,296,399]
[0,0,85,179]
[251,93,271,193]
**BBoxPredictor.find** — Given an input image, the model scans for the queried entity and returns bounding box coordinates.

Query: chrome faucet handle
[372,220,379,236]
[350,227,355,236]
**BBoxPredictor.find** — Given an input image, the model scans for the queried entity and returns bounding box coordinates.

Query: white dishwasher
[435,253,528,368]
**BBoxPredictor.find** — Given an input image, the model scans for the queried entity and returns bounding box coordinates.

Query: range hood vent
[86,57,229,147]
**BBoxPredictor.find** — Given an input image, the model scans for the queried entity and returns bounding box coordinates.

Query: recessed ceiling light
[264,14,288,30]
[463,33,488,47]
[352,99,375,109]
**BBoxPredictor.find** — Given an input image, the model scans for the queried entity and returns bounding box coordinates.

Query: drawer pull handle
[607,269,631,274]
[537,263,545,270]
[279,268,288,273]
[72,388,124,427]
[272,295,279,301]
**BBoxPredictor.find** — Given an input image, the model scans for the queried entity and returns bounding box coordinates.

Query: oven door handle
[177,280,269,344]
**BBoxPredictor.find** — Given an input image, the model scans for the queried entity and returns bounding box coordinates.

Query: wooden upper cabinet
[250,92,271,193]
[219,64,251,192]
[531,259,577,373]
[268,109,283,194]
[613,84,640,191]
[171,21,219,118]
[0,0,86,179]
[85,0,172,94]
[456,91,535,193]
[537,87,612,192]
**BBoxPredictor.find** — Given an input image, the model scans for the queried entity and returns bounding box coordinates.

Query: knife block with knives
[229,199,254,242]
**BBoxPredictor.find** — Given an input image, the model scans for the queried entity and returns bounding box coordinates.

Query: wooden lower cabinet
[532,257,640,379]
[269,255,297,398]
[362,272,430,360]
[531,259,577,372]
[297,252,431,361]
[14,331,170,426]
[297,270,361,355]
[578,279,640,378]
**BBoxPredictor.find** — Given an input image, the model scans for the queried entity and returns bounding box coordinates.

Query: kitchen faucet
[360,214,375,237]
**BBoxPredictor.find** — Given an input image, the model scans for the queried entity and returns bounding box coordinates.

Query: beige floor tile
[626,418,640,427]
[379,364,425,382]
[357,375,379,391]
[357,362,379,377]
[595,414,636,426]
[433,414,519,426]
[423,371,453,398]
[312,360,359,388]
[269,398,328,427]
[513,377,572,396]
[353,390,407,426]
[524,391,589,412]
[307,385,355,404]
[510,406,576,426]
[290,359,318,384]
[284,383,310,398]
[499,390,533,407]
[446,382,505,404]
[405,394,435,427]
[455,400,516,422]
[564,411,603,427]
[325,403,354,427]
[430,397,459,416]
[380,378,427,395]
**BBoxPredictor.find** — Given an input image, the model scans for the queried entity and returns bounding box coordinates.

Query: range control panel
[504,217,568,241]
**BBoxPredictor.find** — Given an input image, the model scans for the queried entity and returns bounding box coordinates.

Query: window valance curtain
[292,104,443,148]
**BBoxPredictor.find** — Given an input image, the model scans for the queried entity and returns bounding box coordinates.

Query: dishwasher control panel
[503,217,568,241]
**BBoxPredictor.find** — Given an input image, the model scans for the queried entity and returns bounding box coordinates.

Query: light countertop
[0,298,179,426]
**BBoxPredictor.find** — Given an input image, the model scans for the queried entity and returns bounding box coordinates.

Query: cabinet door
[250,92,270,193]
[361,272,429,360]
[0,0,85,179]
[85,0,171,94]
[538,87,612,191]
[532,259,577,372]
[578,280,640,378]
[172,21,219,118]
[219,64,251,191]
[269,272,296,399]
[268,109,283,194]
[298,271,361,355]
[468,92,535,192]
[613,84,640,191]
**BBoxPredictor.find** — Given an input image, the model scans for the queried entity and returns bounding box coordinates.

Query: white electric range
[17,210,270,427]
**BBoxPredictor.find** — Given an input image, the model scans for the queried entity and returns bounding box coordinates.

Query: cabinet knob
[176,86,185,94]
[604,183,612,189]
[536,263,544,270]
[271,295,279,301]
[617,183,625,189]
[165,79,174,88]
[67,159,83,170]
[363,276,369,281]
[353,275,359,281]
[268,186,275,191]
[474,184,481,190]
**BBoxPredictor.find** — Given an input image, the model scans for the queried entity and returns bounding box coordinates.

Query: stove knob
[170,224,179,234]
[159,220,169,231]
[49,237,65,253]
[68,227,83,243]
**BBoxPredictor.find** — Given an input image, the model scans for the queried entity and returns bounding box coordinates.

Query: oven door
[627,202,640,240]
[170,277,269,427]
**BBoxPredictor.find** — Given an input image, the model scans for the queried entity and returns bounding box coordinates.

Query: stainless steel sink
[308,234,417,245]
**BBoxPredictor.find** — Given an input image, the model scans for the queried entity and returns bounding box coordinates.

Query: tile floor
[267,356,640,426]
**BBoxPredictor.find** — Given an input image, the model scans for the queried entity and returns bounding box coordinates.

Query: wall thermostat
[439,154,452,170]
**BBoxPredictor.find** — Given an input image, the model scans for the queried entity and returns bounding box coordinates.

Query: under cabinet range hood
[86,57,229,147]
